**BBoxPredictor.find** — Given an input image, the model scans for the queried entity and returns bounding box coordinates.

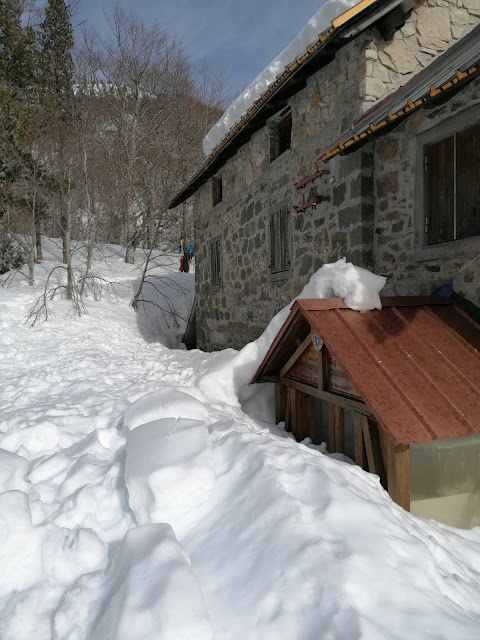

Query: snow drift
[2,241,480,640]
[198,258,386,407]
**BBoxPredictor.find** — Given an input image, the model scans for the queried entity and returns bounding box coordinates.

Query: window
[269,107,292,161]
[212,176,223,206]
[210,238,221,286]
[270,205,291,275]
[424,121,480,245]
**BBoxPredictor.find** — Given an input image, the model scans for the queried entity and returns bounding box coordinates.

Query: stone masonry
[363,0,480,103]
[194,0,480,351]
[374,75,480,302]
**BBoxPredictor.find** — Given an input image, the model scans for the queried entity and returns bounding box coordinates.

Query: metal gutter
[317,23,480,163]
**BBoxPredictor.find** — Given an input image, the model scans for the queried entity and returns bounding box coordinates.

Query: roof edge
[250,295,454,384]
[317,24,480,163]
[168,0,404,209]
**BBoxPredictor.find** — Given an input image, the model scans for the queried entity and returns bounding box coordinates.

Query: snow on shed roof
[252,297,480,446]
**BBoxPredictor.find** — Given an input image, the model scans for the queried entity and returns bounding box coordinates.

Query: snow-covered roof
[169,0,406,209]
[203,0,360,157]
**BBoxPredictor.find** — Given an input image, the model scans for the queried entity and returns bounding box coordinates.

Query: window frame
[210,236,222,287]
[415,105,480,261]
[269,106,292,162]
[212,175,223,207]
[269,200,292,282]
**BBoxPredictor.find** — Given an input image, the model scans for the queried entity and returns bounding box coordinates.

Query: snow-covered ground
[1,241,480,639]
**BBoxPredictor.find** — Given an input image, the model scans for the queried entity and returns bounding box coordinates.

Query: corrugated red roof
[252,297,480,445]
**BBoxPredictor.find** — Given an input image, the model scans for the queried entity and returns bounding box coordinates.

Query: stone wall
[361,0,480,103]
[195,32,376,351]
[374,75,480,301]
[194,1,480,351]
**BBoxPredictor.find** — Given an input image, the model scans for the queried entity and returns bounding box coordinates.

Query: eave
[317,23,480,163]
[168,0,409,209]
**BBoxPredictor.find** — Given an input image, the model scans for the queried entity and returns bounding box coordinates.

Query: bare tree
[1,1,231,329]
[130,61,229,312]
[92,6,184,263]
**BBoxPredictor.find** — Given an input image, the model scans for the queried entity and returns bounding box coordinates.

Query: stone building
[170,0,480,351]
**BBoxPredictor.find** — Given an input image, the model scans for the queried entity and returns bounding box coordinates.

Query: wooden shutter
[270,211,280,273]
[210,242,215,284]
[211,240,221,285]
[216,240,221,284]
[456,122,480,240]
[270,206,290,274]
[212,178,222,207]
[426,135,455,245]
[280,206,290,271]
[278,111,292,156]
[270,125,280,162]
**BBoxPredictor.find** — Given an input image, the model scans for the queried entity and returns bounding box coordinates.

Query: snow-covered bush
[0,236,25,274]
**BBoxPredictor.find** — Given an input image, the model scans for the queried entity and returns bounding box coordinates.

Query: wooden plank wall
[275,380,410,511]
[387,441,410,511]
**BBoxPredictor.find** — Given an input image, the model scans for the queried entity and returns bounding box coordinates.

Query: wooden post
[289,388,297,436]
[275,383,288,425]
[289,390,316,442]
[328,402,336,452]
[293,390,306,442]
[387,440,410,511]
[353,413,365,468]
[361,416,386,488]
[317,349,326,391]
[285,388,292,432]
[328,402,344,453]
[334,404,345,453]
[378,426,389,473]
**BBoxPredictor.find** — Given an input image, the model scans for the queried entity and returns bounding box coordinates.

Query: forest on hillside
[0,0,228,306]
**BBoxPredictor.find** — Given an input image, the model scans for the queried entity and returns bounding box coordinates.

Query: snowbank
[124,388,210,430]
[0,450,30,494]
[125,416,215,535]
[2,241,480,640]
[198,258,386,407]
[89,525,213,640]
[0,491,107,639]
[203,0,359,156]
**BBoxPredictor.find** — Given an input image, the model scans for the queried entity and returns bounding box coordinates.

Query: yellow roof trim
[319,26,335,43]
[331,0,377,28]
[315,61,479,166]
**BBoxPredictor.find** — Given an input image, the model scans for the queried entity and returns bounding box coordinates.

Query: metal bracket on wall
[292,167,330,213]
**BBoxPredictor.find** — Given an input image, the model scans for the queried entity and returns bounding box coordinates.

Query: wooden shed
[251,297,480,529]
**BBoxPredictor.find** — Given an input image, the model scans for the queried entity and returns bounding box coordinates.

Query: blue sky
[76,0,326,97]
